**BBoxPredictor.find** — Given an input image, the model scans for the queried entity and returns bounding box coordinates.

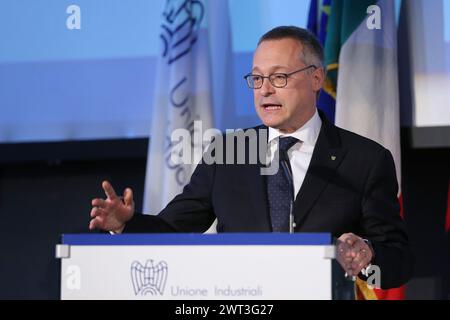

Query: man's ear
[311,67,325,92]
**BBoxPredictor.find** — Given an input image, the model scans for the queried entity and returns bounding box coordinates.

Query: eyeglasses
[244,65,317,89]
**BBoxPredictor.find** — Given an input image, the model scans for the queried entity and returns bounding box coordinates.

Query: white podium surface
[57,233,335,300]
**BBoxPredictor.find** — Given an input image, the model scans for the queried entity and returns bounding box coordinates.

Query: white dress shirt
[267,109,322,200]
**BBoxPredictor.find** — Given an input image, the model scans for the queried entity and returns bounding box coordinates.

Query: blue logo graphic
[131,259,168,296]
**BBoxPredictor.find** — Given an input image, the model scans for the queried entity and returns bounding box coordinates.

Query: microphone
[279,149,295,233]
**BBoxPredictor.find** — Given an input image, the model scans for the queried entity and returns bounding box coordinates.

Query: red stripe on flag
[399,193,404,219]
[374,286,405,300]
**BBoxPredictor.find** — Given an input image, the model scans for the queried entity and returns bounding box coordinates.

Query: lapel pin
[331,156,336,161]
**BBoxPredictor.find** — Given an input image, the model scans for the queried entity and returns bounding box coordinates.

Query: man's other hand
[336,232,374,277]
[89,180,135,233]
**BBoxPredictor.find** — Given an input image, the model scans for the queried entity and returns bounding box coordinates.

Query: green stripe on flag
[324,0,377,98]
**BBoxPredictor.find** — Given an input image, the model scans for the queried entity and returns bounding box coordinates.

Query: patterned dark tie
[267,136,299,232]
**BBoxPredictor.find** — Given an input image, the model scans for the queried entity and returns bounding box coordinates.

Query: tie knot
[278,136,299,153]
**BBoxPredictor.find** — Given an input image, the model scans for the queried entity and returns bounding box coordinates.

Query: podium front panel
[57,233,335,300]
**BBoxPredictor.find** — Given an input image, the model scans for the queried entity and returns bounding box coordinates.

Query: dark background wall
[401,140,450,299]
[0,140,148,299]
[0,135,449,299]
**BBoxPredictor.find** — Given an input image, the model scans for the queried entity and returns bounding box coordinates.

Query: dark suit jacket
[125,111,413,289]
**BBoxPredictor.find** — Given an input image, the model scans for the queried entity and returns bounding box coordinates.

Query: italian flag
[324,0,405,300]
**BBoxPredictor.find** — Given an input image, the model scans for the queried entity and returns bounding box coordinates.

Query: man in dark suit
[89,26,412,290]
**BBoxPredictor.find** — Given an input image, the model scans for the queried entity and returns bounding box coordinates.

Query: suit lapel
[293,114,347,227]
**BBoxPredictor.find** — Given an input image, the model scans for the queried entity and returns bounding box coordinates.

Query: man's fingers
[352,240,372,264]
[92,198,107,208]
[102,180,118,199]
[339,233,366,260]
[336,240,355,276]
[345,234,361,247]
[351,262,367,275]
[90,207,98,218]
[89,218,99,230]
[353,249,372,268]
[342,260,356,277]
[336,234,372,277]
[89,216,104,230]
[351,239,366,252]
[123,188,134,207]
[90,206,107,218]
[338,232,358,246]
[337,240,354,258]
[347,245,372,275]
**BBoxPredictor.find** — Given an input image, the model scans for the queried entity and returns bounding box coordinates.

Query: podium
[56,233,335,300]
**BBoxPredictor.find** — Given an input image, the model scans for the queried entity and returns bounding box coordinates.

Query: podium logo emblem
[131,259,168,296]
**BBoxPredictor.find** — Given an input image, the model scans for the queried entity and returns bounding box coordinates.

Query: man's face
[252,38,323,133]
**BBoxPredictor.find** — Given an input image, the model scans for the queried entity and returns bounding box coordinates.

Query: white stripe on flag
[335,0,401,190]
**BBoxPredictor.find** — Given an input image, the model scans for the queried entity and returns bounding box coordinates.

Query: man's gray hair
[258,26,324,69]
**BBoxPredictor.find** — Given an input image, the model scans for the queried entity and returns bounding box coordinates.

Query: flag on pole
[307,0,336,122]
[324,0,405,299]
[143,0,216,215]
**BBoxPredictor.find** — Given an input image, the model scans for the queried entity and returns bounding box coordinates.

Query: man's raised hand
[89,180,135,233]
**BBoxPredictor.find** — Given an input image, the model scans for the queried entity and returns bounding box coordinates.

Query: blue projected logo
[131,259,168,296]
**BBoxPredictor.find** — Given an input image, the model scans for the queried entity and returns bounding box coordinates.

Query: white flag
[143,0,227,215]
[335,0,401,190]
[332,0,404,299]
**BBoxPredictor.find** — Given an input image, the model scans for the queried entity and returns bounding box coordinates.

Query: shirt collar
[268,108,322,147]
